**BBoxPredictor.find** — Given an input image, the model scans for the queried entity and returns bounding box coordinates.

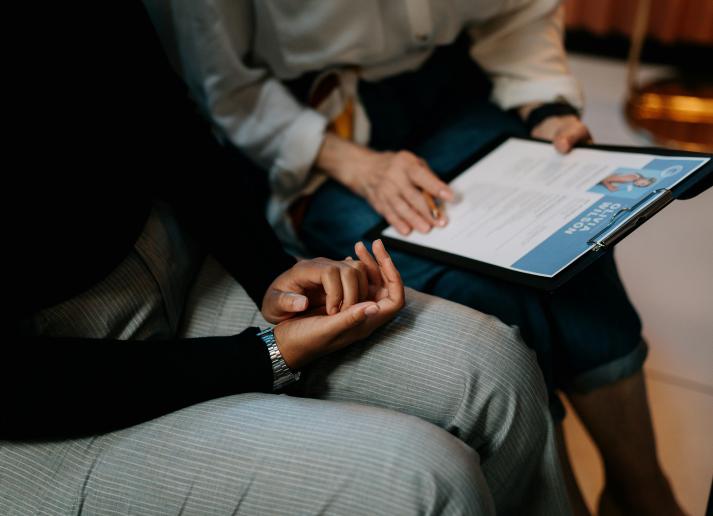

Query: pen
[421,190,441,220]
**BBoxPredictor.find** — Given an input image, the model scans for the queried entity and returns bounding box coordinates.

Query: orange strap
[330,97,355,141]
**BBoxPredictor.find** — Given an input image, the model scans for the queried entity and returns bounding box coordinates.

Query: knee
[461,311,545,401]
[490,320,546,402]
[406,288,548,416]
[455,315,551,440]
[375,419,494,515]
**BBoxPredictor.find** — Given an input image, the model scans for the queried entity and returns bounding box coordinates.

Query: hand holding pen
[316,133,453,235]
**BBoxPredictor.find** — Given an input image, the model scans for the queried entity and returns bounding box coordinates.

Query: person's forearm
[315,133,375,195]
[1,329,272,438]
[314,132,454,234]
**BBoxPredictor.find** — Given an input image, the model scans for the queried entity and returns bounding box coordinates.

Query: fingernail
[437,218,447,227]
[365,305,379,316]
[286,293,307,309]
[439,189,453,200]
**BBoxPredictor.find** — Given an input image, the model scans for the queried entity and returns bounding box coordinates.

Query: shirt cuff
[269,108,329,199]
[491,75,584,112]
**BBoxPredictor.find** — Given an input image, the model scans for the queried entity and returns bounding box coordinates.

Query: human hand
[272,239,405,369]
[529,113,592,154]
[262,256,370,323]
[316,133,454,236]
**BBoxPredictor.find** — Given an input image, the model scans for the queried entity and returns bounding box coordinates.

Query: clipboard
[367,135,713,290]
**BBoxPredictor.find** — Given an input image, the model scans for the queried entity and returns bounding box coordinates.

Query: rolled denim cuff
[569,339,649,394]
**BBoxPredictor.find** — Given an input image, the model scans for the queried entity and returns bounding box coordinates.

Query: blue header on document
[513,157,707,276]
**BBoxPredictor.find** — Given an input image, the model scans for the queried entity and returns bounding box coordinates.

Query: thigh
[0,436,100,515]
[294,288,545,442]
[291,288,567,514]
[0,394,489,515]
[424,266,557,390]
[174,261,562,515]
[399,251,645,401]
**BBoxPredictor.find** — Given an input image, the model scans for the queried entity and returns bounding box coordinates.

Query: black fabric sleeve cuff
[1,327,273,439]
[524,102,580,132]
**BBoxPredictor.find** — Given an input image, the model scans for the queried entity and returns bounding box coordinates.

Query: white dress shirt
[146,0,583,246]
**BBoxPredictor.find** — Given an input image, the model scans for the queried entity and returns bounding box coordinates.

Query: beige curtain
[564,0,713,44]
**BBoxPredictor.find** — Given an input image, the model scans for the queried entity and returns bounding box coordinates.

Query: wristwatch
[257,327,301,391]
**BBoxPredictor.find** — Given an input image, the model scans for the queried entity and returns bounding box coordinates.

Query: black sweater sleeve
[163,144,297,307]
[1,329,273,439]
[3,3,295,439]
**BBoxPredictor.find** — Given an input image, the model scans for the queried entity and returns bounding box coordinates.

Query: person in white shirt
[146,1,685,514]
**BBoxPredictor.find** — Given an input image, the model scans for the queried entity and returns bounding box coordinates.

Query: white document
[381,138,709,278]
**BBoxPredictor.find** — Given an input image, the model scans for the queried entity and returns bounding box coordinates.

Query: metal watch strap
[257,327,301,391]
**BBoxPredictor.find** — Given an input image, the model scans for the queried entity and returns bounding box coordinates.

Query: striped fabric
[1,205,570,515]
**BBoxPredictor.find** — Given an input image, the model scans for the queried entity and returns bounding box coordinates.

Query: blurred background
[560,0,712,513]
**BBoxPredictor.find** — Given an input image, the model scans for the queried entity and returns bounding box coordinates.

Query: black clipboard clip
[587,188,674,251]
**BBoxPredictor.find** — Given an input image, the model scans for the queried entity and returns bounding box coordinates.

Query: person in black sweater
[2,3,572,514]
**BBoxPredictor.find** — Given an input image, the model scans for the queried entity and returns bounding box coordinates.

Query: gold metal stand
[625,0,713,152]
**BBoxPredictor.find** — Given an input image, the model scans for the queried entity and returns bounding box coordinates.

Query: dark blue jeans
[297,39,645,418]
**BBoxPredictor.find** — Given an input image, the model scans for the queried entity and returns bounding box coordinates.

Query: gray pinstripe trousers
[1,205,571,515]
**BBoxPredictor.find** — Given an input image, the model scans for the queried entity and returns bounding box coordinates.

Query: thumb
[268,290,308,316]
[321,301,379,337]
[554,134,572,154]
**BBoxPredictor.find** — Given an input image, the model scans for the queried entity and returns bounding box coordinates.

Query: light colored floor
[564,54,713,515]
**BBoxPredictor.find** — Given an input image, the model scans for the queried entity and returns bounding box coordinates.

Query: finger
[276,291,308,313]
[381,204,411,235]
[338,264,360,311]
[321,265,344,315]
[372,239,402,285]
[390,192,432,234]
[410,160,454,201]
[354,241,382,286]
[345,257,369,301]
[321,301,380,339]
[553,135,570,154]
[284,259,337,290]
[399,183,443,228]
[422,189,448,227]
[372,239,405,307]
[262,289,309,322]
[554,122,590,154]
